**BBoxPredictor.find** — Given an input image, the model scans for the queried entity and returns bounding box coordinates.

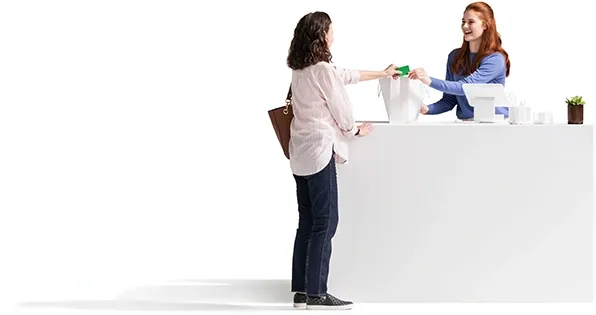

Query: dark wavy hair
[287,11,333,70]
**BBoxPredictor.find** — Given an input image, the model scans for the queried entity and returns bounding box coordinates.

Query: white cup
[509,106,532,124]
[534,111,553,124]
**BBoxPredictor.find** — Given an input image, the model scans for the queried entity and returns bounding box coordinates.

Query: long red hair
[451,2,510,77]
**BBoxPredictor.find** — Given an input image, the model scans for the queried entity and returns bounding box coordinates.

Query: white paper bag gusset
[378,76,429,124]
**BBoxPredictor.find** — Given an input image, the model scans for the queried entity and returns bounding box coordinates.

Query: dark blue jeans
[291,154,339,297]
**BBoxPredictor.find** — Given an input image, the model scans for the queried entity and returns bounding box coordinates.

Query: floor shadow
[20,300,292,312]
[20,278,295,312]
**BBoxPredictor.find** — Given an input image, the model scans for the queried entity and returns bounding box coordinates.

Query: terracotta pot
[568,105,584,124]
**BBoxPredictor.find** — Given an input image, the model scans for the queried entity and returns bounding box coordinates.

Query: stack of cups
[533,111,554,124]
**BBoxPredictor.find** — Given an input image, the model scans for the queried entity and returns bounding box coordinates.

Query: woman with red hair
[409,1,511,120]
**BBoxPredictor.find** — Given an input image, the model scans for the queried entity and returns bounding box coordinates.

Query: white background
[0,0,594,314]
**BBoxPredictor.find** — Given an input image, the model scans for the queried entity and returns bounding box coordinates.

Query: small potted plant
[566,96,586,124]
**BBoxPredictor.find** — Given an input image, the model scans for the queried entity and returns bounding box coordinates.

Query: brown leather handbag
[268,86,293,159]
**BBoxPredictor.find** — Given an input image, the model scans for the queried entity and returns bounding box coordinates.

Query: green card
[397,65,410,76]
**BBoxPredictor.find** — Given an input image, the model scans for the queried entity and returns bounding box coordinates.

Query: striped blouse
[289,61,360,176]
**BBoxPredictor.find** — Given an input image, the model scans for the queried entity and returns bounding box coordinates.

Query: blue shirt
[426,49,508,119]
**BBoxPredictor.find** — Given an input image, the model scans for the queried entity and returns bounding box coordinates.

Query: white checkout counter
[328,122,593,302]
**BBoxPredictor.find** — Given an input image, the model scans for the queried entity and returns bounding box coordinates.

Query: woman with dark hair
[286,11,400,310]
[409,1,511,120]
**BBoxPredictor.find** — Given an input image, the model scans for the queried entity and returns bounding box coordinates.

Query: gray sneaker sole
[306,304,353,310]
[293,302,306,308]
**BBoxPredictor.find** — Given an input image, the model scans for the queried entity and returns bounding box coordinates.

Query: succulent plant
[566,96,586,106]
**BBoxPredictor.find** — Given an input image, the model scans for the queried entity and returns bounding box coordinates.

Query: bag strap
[286,85,292,101]
[282,85,292,114]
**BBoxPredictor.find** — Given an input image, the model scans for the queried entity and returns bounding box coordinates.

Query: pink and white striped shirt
[289,61,360,176]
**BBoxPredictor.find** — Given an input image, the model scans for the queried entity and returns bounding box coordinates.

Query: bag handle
[283,85,292,114]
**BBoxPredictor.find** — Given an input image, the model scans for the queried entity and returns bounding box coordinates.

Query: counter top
[356,120,592,126]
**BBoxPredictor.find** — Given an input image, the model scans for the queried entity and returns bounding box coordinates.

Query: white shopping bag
[378,76,428,124]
